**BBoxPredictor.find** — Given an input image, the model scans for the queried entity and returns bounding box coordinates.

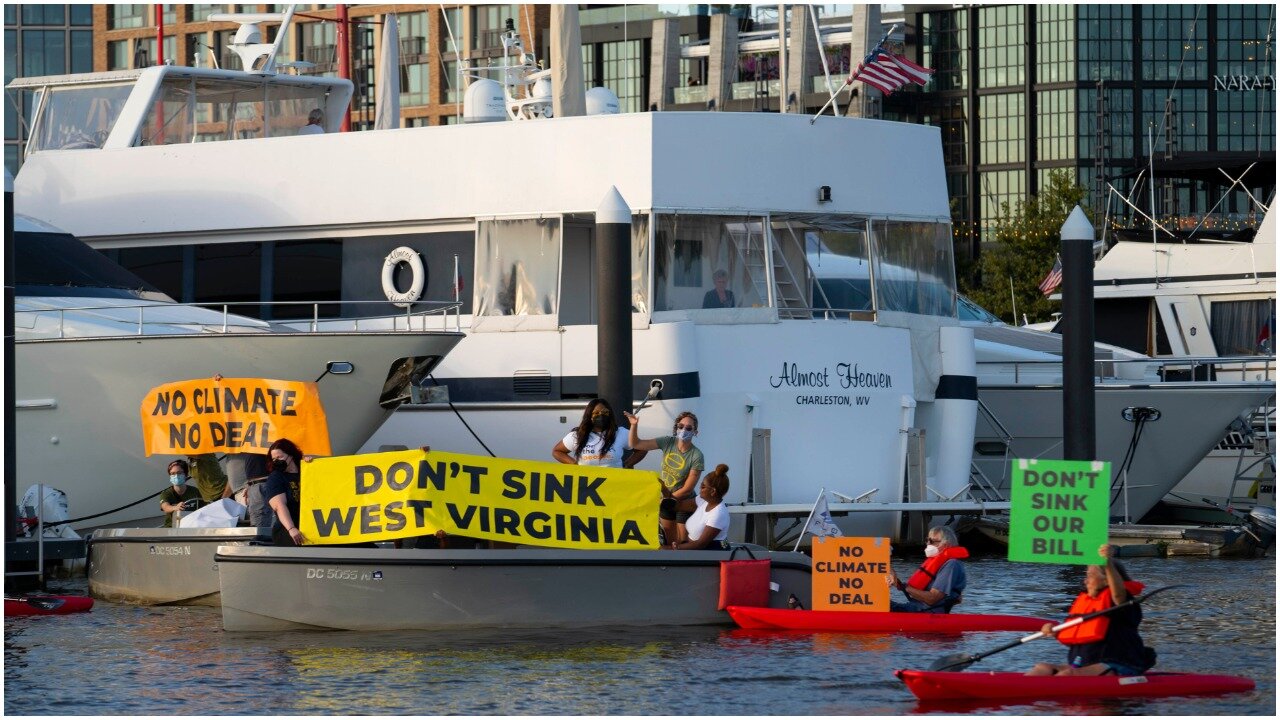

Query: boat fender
[382,247,425,307]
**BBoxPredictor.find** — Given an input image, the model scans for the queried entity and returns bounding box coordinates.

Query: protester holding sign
[263,439,306,546]
[159,459,205,528]
[622,409,705,545]
[1027,544,1155,677]
[668,464,731,551]
[553,399,633,468]
[886,526,968,613]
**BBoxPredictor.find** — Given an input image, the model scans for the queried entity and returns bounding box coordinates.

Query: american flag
[1038,256,1064,296]
[848,46,934,95]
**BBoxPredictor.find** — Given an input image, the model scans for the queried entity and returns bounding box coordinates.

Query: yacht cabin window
[473,217,561,322]
[653,214,768,312]
[28,84,132,152]
[869,220,958,318]
[137,76,333,145]
[772,215,873,315]
[1210,298,1276,356]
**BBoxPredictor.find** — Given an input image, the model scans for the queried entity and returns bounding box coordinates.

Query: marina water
[5,555,1273,715]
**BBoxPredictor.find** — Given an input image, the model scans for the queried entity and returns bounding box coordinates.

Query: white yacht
[1084,205,1276,521]
[10,208,462,529]
[9,29,994,543]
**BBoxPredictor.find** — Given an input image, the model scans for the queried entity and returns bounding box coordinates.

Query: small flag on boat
[1038,256,1064,296]
[848,46,933,95]
[794,488,844,550]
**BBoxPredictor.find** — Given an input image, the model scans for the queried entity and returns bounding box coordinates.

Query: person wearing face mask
[886,525,968,613]
[622,410,704,544]
[552,399,632,468]
[159,459,205,528]
[262,438,305,546]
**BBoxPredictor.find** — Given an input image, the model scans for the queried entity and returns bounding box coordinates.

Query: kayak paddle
[926,585,1179,672]
[5,595,66,611]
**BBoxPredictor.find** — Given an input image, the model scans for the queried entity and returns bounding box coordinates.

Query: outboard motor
[1246,506,1276,549]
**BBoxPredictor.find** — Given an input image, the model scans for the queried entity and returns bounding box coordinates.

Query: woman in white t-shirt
[667,464,731,551]
[552,398,632,468]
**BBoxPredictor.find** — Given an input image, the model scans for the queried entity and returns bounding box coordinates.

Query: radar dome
[585,86,620,115]
[463,78,507,123]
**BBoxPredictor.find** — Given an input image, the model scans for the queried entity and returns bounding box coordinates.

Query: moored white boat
[87,527,267,605]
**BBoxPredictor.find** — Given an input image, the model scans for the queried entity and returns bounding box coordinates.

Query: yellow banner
[140,378,332,457]
[300,449,662,549]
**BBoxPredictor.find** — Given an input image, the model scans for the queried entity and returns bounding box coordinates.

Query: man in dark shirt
[159,459,204,528]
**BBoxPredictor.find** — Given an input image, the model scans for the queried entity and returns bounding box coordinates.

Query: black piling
[5,172,15,546]
[595,187,633,415]
[1060,206,1096,460]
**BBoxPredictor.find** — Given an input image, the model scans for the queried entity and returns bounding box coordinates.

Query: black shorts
[659,498,696,522]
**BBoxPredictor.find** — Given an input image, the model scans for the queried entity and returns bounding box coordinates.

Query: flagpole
[793,487,827,552]
[810,23,896,124]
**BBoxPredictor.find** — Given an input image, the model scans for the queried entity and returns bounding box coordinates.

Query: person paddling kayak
[1027,543,1156,677]
[886,526,968,613]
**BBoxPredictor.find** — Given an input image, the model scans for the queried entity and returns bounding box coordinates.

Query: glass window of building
[441,6,463,103]
[1218,90,1275,152]
[978,170,1026,233]
[4,28,16,85]
[70,5,93,26]
[1036,5,1075,84]
[1141,5,1208,81]
[473,4,518,51]
[1078,5,1132,82]
[601,40,645,114]
[137,35,179,68]
[22,6,64,25]
[1141,88,1207,154]
[1077,87,1133,159]
[921,9,966,92]
[399,11,429,107]
[581,43,595,96]
[977,5,1024,88]
[107,40,130,71]
[22,30,67,76]
[110,5,149,30]
[191,5,226,23]
[922,97,968,167]
[301,21,337,75]
[70,29,92,73]
[1036,89,1076,162]
[1216,5,1275,77]
[978,92,1025,164]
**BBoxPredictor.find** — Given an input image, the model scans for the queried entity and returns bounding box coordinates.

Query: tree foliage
[959,170,1092,324]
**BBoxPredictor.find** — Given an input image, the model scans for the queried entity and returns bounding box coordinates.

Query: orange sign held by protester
[140,378,331,456]
[812,536,891,612]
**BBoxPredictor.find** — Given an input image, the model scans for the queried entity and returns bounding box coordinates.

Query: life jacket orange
[907,546,970,590]
[1057,580,1145,645]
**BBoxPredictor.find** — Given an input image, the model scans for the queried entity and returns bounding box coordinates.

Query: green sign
[1008,459,1110,565]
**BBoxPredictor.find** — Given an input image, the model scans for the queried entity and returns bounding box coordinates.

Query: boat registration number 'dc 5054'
[149,545,192,556]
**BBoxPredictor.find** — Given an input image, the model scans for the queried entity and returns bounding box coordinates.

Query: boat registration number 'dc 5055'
[304,568,385,582]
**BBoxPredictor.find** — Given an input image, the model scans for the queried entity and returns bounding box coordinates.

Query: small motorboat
[895,669,1256,702]
[4,595,94,617]
[727,606,1049,633]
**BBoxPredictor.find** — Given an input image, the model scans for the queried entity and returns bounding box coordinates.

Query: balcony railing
[730,78,779,100]
[672,85,708,104]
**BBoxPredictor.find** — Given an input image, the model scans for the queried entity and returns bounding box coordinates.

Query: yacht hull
[87,527,267,605]
[16,332,460,529]
[973,383,1274,521]
[216,545,814,631]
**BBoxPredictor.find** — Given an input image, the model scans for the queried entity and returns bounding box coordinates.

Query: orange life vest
[1057,580,1145,645]
[907,546,970,590]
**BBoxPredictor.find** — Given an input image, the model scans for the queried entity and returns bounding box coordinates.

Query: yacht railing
[16,300,464,339]
[976,355,1276,384]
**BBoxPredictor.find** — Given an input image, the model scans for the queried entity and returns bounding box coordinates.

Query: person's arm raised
[621,411,660,452]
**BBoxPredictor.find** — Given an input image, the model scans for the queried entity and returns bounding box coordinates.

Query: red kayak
[4,595,94,617]
[896,670,1256,702]
[726,606,1049,633]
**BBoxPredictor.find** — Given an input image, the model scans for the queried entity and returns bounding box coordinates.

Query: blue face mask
[675,429,695,442]
[169,473,186,486]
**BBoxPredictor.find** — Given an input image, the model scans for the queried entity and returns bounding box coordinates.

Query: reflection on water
[4,557,1274,715]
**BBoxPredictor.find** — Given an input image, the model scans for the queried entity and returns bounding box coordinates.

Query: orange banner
[812,536,891,612]
[140,378,331,456]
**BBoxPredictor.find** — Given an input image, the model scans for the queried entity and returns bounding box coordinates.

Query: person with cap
[297,109,325,135]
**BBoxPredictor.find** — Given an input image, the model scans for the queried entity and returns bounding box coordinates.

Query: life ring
[382,246,425,307]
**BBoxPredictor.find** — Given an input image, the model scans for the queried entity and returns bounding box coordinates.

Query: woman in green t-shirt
[623,410,705,545]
